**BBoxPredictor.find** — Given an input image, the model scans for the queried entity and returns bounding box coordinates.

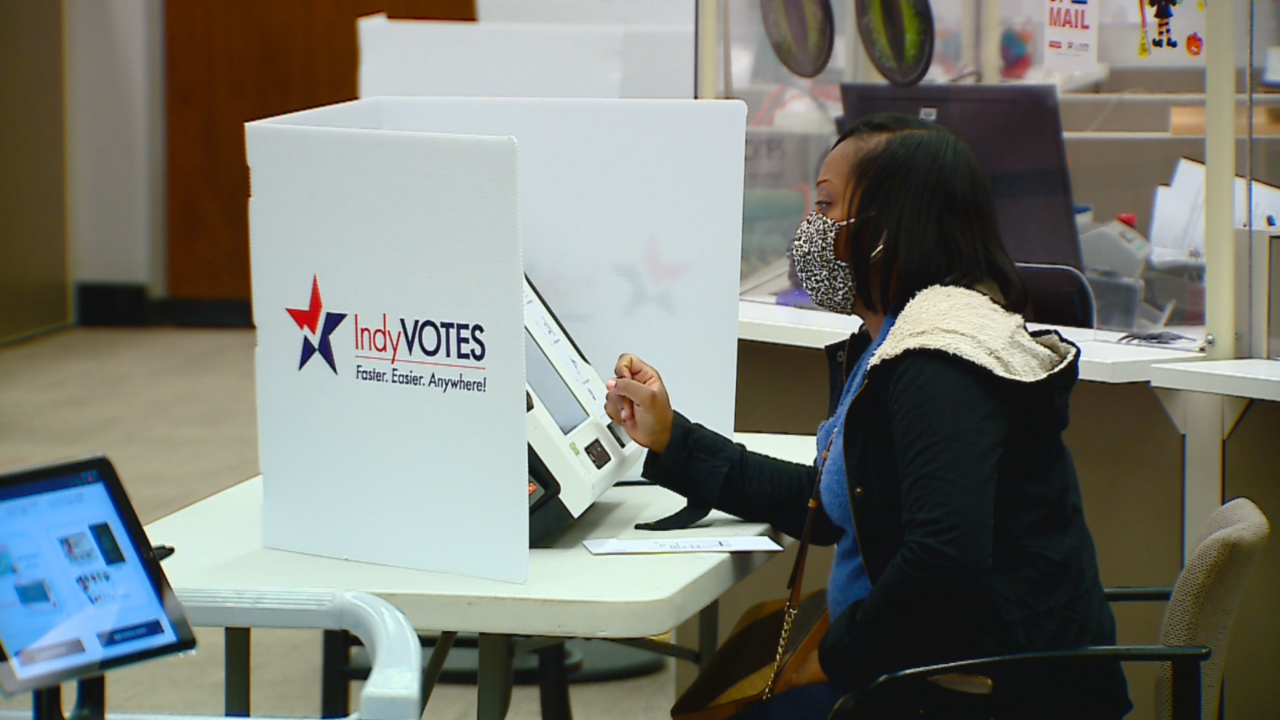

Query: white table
[1068,338,1204,384]
[1149,359,1280,559]
[146,433,816,720]
[1150,359,1280,403]
[737,300,862,349]
[738,300,1204,384]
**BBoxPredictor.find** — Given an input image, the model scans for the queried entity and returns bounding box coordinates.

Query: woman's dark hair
[838,112,937,139]
[833,113,1027,315]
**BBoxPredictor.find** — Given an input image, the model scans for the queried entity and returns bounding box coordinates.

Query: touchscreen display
[526,330,590,435]
[0,470,182,684]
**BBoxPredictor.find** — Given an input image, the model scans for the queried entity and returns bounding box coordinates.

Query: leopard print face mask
[790,211,879,314]
[790,212,885,314]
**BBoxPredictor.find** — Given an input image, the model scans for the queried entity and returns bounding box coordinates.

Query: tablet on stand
[0,456,196,711]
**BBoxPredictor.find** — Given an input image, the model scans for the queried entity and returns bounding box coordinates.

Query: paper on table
[1152,159,1280,256]
[1148,185,1180,250]
[583,537,784,555]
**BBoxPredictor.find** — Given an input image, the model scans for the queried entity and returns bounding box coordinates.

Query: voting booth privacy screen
[358,13,695,100]
[365,97,747,440]
[247,98,746,582]
[476,0,695,26]
[248,115,527,582]
[0,457,195,695]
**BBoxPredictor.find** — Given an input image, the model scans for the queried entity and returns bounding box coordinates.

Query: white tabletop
[1069,339,1203,384]
[146,433,817,639]
[1149,359,1280,402]
[738,300,1203,384]
[738,300,862,348]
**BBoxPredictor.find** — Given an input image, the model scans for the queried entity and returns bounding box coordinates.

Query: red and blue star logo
[287,276,346,373]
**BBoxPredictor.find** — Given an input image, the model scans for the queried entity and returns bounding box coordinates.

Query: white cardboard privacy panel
[616,26,696,98]
[358,13,693,99]
[246,120,527,582]
[261,97,746,442]
[376,97,746,440]
[358,14,623,99]
[477,0,695,27]
[474,0,696,98]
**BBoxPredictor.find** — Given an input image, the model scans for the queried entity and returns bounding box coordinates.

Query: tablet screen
[0,460,194,694]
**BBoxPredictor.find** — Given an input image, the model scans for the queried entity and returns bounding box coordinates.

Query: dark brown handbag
[670,437,836,720]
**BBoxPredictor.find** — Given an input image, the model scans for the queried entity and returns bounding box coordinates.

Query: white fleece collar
[868,285,1077,383]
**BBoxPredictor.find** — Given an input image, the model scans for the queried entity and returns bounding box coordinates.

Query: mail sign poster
[246,119,527,583]
[1043,0,1099,73]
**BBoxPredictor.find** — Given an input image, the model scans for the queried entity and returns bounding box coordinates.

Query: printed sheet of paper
[583,537,783,555]
[1150,158,1280,257]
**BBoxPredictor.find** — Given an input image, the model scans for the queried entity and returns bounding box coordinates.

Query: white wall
[63,0,165,294]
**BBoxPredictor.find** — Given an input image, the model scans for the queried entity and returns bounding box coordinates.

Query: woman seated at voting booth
[604,115,1133,719]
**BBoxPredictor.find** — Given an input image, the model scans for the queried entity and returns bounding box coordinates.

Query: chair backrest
[1017,263,1096,329]
[1157,498,1271,720]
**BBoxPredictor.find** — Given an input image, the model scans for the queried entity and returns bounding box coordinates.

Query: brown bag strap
[762,433,839,700]
[785,433,838,606]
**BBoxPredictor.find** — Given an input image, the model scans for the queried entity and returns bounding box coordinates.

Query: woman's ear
[836,190,862,263]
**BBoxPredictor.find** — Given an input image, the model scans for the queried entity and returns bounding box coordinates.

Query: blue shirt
[816,315,896,620]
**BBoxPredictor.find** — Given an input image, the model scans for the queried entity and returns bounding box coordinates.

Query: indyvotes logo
[287,276,347,374]
[284,274,490,396]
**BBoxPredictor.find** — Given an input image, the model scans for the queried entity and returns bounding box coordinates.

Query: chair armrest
[828,646,1210,720]
[1104,586,1175,603]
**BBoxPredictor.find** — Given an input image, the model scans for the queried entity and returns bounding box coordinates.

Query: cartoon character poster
[1136,0,1207,65]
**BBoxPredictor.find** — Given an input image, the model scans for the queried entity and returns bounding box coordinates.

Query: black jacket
[643,286,1132,718]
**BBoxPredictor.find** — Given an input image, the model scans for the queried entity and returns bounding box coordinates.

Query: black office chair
[1017,263,1096,329]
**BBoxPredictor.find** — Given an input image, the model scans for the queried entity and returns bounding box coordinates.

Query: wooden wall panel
[0,1,68,341]
[165,0,475,300]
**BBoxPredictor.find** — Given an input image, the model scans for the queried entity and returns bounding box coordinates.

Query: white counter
[1150,359,1280,402]
[739,300,1204,384]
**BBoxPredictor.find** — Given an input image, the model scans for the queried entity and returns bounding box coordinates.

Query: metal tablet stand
[33,676,103,720]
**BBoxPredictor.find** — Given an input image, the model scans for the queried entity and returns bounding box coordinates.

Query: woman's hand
[772,649,830,696]
[604,354,674,454]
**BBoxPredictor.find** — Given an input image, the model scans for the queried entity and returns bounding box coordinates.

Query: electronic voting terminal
[523,277,644,543]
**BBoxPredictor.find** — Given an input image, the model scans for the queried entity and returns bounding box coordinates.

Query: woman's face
[813,138,889,319]
[814,140,860,262]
